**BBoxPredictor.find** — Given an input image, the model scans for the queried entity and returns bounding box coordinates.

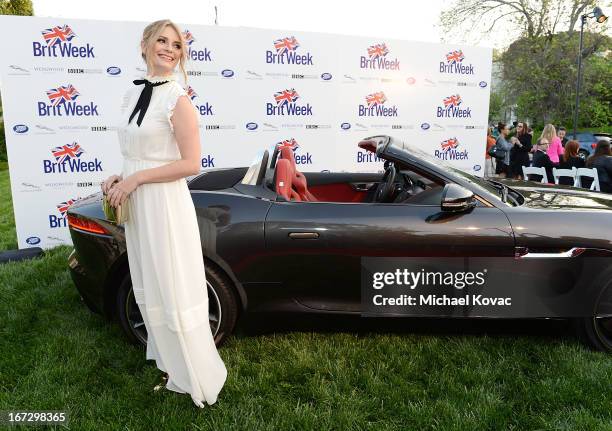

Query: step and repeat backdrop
[0,16,492,250]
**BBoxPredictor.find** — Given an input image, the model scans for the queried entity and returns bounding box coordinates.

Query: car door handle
[288,232,320,239]
[515,247,585,259]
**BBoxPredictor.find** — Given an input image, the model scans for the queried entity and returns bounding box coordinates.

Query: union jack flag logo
[274,36,299,55]
[186,86,198,100]
[274,89,299,107]
[446,50,464,64]
[278,138,299,151]
[366,92,387,107]
[443,94,462,107]
[57,198,78,216]
[51,142,84,164]
[367,43,388,60]
[441,138,459,151]
[182,29,195,46]
[41,25,76,46]
[46,85,80,106]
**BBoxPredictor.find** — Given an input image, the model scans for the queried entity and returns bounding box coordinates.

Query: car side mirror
[440,184,476,212]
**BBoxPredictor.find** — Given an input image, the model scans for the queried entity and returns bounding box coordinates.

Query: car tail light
[591,142,597,148]
[67,214,110,235]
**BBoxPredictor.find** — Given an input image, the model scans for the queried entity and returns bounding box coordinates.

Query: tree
[0,0,33,15]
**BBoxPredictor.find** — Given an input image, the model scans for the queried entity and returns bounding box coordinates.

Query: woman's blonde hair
[540,123,557,143]
[140,19,187,82]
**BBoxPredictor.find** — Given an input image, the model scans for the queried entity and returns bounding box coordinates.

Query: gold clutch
[102,183,129,225]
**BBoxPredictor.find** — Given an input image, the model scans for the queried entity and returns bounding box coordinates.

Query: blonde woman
[101,19,227,408]
[540,124,564,165]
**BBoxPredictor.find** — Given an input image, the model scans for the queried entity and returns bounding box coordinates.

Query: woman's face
[516,123,523,133]
[502,126,509,136]
[145,25,182,75]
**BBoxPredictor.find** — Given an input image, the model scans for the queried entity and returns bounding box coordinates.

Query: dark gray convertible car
[67,135,612,352]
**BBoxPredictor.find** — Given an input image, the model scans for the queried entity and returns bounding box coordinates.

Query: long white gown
[117,74,227,408]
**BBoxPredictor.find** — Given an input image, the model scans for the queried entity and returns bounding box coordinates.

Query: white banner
[0,16,492,249]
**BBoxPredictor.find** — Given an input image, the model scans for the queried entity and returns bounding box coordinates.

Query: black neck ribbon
[128,79,170,127]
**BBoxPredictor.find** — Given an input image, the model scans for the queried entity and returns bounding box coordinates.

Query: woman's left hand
[107,174,139,208]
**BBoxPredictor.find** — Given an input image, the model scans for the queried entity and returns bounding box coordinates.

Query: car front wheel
[116,265,238,348]
[574,284,612,353]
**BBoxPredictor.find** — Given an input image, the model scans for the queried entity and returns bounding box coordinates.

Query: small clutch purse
[102,180,129,225]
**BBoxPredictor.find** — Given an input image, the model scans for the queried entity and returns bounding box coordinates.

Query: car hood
[498,179,612,211]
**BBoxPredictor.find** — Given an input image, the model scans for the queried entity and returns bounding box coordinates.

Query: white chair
[522,166,548,183]
[574,168,600,191]
[552,167,577,185]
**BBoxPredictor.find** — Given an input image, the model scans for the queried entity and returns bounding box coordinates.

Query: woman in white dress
[101,19,227,408]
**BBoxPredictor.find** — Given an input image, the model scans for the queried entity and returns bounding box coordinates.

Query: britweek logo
[182,29,212,62]
[266,36,313,65]
[186,86,213,116]
[43,142,103,174]
[278,138,313,164]
[33,24,95,58]
[359,92,398,117]
[49,198,79,228]
[360,43,400,70]
[440,49,474,75]
[38,84,99,117]
[434,138,469,161]
[267,88,313,116]
[436,94,471,118]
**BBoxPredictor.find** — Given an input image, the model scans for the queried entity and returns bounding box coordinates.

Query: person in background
[494,122,513,177]
[540,124,564,165]
[509,121,532,179]
[485,127,496,177]
[530,138,554,183]
[558,126,568,147]
[586,140,612,193]
[558,140,585,185]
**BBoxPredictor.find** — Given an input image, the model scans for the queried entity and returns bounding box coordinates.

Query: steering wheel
[374,163,396,202]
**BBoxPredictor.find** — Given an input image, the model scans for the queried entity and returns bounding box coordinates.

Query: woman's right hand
[101,174,123,195]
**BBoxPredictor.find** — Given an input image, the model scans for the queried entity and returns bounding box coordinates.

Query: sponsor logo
[38,84,99,117]
[106,66,121,76]
[267,88,313,116]
[479,81,487,88]
[246,70,263,79]
[266,36,313,65]
[440,49,474,75]
[21,182,42,192]
[277,138,313,164]
[421,123,430,130]
[391,124,413,130]
[8,64,30,75]
[434,138,469,161]
[35,124,55,134]
[406,77,416,85]
[186,86,214,116]
[43,142,103,174]
[182,29,212,62]
[305,124,331,129]
[321,72,332,81]
[33,24,95,58]
[187,70,202,76]
[360,43,400,70]
[49,198,79,228]
[77,181,94,187]
[13,124,29,134]
[359,91,397,117]
[473,165,482,171]
[91,126,108,131]
[246,122,258,131]
[201,154,215,168]
[436,94,471,118]
[221,69,234,78]
[341,122,351,130]
[26,236,41,245]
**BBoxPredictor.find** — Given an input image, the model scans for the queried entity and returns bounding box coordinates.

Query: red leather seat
[279,146,317,202]
[275,158,301,201]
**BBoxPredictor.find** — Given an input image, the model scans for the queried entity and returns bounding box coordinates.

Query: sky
[31,0,459,46]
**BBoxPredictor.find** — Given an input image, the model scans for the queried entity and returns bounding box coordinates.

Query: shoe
[153,372,169,392]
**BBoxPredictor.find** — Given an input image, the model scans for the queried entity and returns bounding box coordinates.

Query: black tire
[116,264,239,348]
[573,285,612,353]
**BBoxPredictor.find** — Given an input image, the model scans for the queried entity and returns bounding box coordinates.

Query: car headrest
[279,146,297,169]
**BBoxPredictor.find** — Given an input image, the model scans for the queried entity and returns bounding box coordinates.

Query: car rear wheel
[116,265,238,348]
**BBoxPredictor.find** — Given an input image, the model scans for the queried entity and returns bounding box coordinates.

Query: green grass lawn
[0,169,611,430]
[0,169,17,250]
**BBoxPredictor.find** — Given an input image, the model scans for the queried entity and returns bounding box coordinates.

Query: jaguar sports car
[67,135,612,352]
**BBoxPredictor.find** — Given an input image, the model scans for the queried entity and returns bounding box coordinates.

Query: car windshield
[382,138,505,199]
